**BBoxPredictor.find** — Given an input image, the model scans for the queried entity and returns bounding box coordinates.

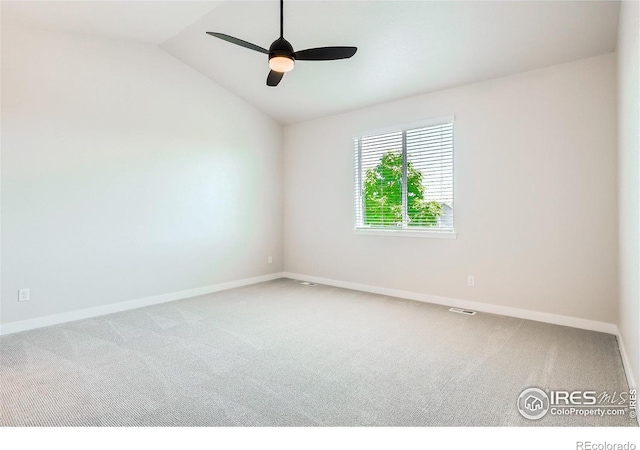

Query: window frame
[353,115,456,239]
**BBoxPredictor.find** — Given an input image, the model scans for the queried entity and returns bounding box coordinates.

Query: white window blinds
[354,120,454,231]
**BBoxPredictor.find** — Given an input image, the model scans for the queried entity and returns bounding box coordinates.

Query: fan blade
[293,46,357,61]
[206,32,268,54]
[267,70,284,87]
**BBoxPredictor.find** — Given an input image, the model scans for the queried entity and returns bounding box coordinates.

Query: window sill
[353,228,457,239]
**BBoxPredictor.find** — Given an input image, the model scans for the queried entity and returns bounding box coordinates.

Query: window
[354,118,454,235]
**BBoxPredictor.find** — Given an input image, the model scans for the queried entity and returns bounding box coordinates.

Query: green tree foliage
[363,152,442,227]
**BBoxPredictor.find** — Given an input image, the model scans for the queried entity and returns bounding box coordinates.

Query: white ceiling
[3,1,621,124]
[1,1,220,44]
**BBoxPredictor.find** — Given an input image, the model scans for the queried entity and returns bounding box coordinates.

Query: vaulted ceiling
[2,1,621,124]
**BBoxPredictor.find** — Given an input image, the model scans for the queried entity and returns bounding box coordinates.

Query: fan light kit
[206,0,357,86]
[269,56,294,73]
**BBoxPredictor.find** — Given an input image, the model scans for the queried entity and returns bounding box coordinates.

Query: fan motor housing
[269,37,295,59]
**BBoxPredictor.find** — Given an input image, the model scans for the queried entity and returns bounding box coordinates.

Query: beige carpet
[0,278,635,426]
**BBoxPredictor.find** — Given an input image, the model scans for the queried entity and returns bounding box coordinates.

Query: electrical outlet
[18,288,30,302]
[467,276,475,287]
[268,256,273,264]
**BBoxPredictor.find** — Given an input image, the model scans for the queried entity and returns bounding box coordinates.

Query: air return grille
[449,307,476,316]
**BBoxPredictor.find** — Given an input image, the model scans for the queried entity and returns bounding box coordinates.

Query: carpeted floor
[0,278,635,426]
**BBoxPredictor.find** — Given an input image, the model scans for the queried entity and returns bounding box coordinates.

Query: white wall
[1,26,283,325]
[284,54,618,324]
[617,0,640,388]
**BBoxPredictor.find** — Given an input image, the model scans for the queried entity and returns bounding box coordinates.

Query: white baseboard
[284,271,640,399]
[2,269,636,420]
[0,272,285,336]
[615,329,639,426]
[3,270,631,392]
[282,272,618,335]
[616,328,637,390]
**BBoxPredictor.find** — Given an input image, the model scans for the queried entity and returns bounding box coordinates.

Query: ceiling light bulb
[269,56,294,73]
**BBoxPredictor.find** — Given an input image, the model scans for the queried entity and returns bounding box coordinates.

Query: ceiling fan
[206,0,357,87]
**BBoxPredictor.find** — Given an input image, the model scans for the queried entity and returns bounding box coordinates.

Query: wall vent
[449,307,476,316]
[300,281,317,286]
